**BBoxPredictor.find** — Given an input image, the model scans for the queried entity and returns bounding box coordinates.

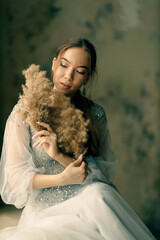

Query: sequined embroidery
[27,102,106,208]
[91,102,106,121]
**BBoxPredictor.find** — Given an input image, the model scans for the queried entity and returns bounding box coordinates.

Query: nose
[65,69,74,81]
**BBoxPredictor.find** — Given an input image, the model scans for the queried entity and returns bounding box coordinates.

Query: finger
[34,136,52,147]
[33,138,43,147]
[33,136,49,147]
[85,167,90,176]
[37,122,53,132]
[73,154,83,166]
[32,130,50,139]
[33,130,57,140]
[78,154,83,160]
[81,161,86,169]
[86,166,91,174]
[38,138,50,147]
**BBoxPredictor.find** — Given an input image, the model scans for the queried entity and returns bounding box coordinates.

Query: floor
[0,205,22,229]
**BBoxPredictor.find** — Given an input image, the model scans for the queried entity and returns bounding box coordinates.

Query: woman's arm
[0,105,40,208]
[0,105,88,209]
[32,154,87,189]
[81,106,118,185]
[52,152,74,167]
[32,122,80,167]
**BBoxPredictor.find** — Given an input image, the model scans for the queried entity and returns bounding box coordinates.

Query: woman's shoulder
[82,96,107,122]
[7,103,27,127]
[90,101,107,123]
[8,103,22,119]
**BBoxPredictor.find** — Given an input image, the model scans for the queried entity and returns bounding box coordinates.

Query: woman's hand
[60,154,88,185]
[32,122,60,160]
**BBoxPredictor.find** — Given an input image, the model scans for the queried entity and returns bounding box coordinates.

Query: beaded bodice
[29,102,105,208]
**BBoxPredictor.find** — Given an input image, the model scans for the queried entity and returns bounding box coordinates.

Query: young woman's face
[52,47,90,97]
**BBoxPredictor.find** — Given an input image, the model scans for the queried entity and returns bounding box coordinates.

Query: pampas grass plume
[18,64,89,159]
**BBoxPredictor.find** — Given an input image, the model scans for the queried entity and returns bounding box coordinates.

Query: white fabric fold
[0,104,156,240]
[0,105,39,208]
[0,104,118,209]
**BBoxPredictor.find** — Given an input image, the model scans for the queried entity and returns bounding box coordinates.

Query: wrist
[53,152,63,162]
[54,152,74,167]
[49,172,65,187]
[58,172,65,186]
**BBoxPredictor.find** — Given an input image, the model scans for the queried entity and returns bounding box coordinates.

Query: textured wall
[0,0,159,237]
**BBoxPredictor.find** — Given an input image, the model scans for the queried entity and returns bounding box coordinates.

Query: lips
[60,82,71,89]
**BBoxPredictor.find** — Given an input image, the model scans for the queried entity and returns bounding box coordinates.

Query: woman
[0,38,156,239]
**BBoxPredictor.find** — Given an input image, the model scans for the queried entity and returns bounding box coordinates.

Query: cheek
[54,68,64,80]
[74,79,85,90]
[77,75,88,86]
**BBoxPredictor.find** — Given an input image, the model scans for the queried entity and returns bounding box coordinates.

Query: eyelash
[60,63,67,68]
[77,70,85,75]
[60,63,85,75]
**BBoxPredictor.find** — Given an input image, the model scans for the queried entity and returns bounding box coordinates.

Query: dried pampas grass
[18,64,89,159]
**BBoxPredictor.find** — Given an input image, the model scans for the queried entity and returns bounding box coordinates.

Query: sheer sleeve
[98,111,119,181]
[84,107,119,185]
[0,104,39,208]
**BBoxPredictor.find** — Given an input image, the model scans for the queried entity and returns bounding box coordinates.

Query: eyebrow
[61,57,88,70]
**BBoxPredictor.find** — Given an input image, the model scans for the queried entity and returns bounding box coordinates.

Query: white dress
[0,103,156,240]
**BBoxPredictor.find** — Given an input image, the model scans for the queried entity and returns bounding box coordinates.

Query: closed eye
[76,70,85,75]
[60,63,67,68]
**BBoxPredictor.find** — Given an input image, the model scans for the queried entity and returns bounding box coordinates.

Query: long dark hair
[51,38,100,156]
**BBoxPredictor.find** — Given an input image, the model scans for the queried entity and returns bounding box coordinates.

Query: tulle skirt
[0,182,156,240]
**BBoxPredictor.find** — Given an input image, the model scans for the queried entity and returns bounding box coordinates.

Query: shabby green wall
[0,0,159,237]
